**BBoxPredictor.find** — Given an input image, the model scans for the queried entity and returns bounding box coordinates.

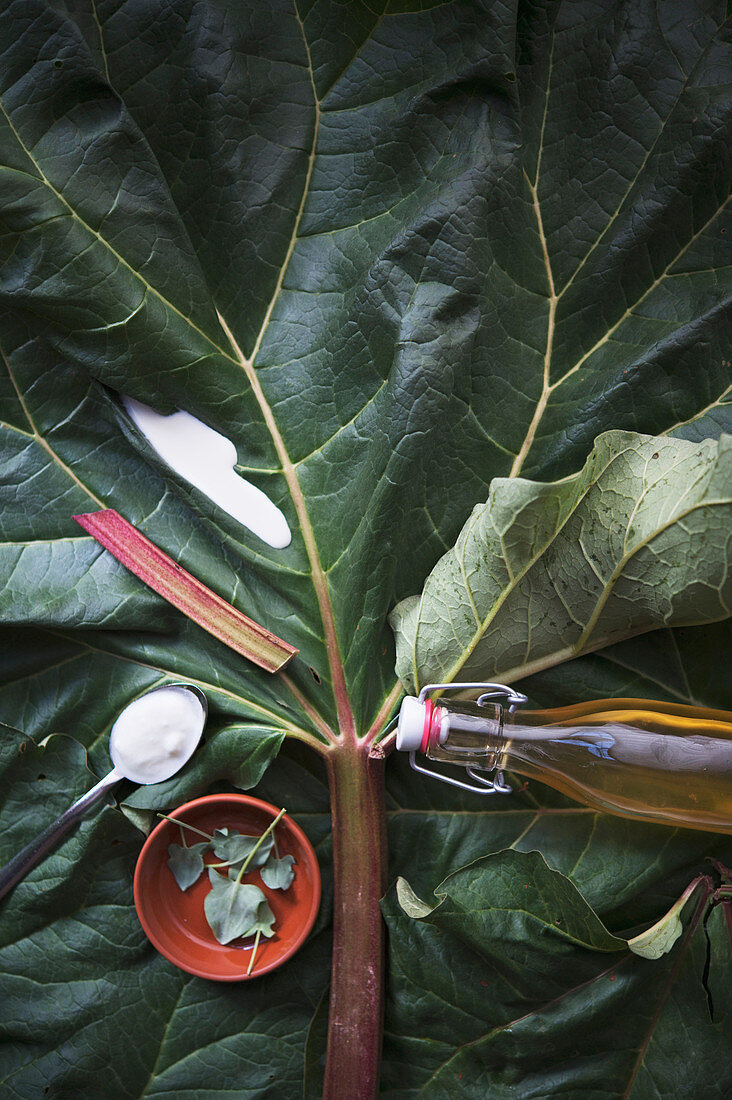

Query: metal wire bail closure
[408,681,527,796]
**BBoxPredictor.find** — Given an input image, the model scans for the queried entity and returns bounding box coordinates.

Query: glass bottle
[396,687,732,834]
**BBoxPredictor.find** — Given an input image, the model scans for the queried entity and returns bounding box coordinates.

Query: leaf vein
[0,100,234,367]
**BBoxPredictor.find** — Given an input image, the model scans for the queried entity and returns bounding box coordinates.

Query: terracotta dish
[134,793,321,980]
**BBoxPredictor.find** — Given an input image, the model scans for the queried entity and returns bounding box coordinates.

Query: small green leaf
[629,911,683,961]
[212,828,274,870]
[203,869,268,945]
[167,841,209,891]
[261,854,296,891]
[245,897,276,938]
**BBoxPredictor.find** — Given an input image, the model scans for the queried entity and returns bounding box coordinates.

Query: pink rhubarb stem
[74,509,298,673]
[323,742,387,1100]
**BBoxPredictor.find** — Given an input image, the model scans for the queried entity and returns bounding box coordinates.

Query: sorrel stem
[323,743,387,1100]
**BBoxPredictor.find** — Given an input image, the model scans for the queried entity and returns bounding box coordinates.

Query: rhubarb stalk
[323,742,387,1100]
[74,510,297,672]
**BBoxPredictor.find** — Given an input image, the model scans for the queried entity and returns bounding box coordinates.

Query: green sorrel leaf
[246,897,277,939]
[212,828,274,871]
[203,870,269,946]
[391,432,732,692]
[261,854,296,891]
[167,841,209,891]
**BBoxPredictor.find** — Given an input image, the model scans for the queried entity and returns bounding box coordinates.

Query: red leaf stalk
[323,742,387,1099]
[74,509,297,673]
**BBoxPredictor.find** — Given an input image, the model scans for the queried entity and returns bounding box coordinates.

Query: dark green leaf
[394,849,626,952]
[1,0,731,1095]
[381,852,729,1097]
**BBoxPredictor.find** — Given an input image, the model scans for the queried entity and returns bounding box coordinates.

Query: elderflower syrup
[396,685,732,833]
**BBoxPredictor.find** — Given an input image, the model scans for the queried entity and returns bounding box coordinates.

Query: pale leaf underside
[391,431,732,693]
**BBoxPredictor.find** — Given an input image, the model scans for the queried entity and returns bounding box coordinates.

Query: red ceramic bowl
[134,794,321,981]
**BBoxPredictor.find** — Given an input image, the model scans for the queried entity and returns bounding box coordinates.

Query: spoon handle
[0,769,121,901]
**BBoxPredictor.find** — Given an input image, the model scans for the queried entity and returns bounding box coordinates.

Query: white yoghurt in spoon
[109,685,206,785]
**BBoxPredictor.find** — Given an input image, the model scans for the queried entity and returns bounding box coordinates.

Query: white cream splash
[123,396,291,548]
[109,685,206,785]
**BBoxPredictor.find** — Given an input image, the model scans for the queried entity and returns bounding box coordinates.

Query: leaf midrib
[214,1,357,743]
[620,884,711,1099]
[510,12,729,479]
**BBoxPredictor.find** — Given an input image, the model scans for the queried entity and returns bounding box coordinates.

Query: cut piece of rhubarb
[74,510,298,673]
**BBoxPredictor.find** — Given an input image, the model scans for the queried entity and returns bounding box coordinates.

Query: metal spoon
[0,683,207,900]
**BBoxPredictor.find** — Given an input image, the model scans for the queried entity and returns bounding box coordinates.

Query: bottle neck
[426,700,506,768]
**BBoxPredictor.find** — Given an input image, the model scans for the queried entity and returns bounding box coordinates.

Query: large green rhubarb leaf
[382,854,731,1097]
[0,0,730,1096]
[391,430,732,693]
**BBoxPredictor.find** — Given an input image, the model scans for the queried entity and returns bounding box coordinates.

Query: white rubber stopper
[396,696,428,751]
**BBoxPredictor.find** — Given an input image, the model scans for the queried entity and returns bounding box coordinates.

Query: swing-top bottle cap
[396,696,428,751]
